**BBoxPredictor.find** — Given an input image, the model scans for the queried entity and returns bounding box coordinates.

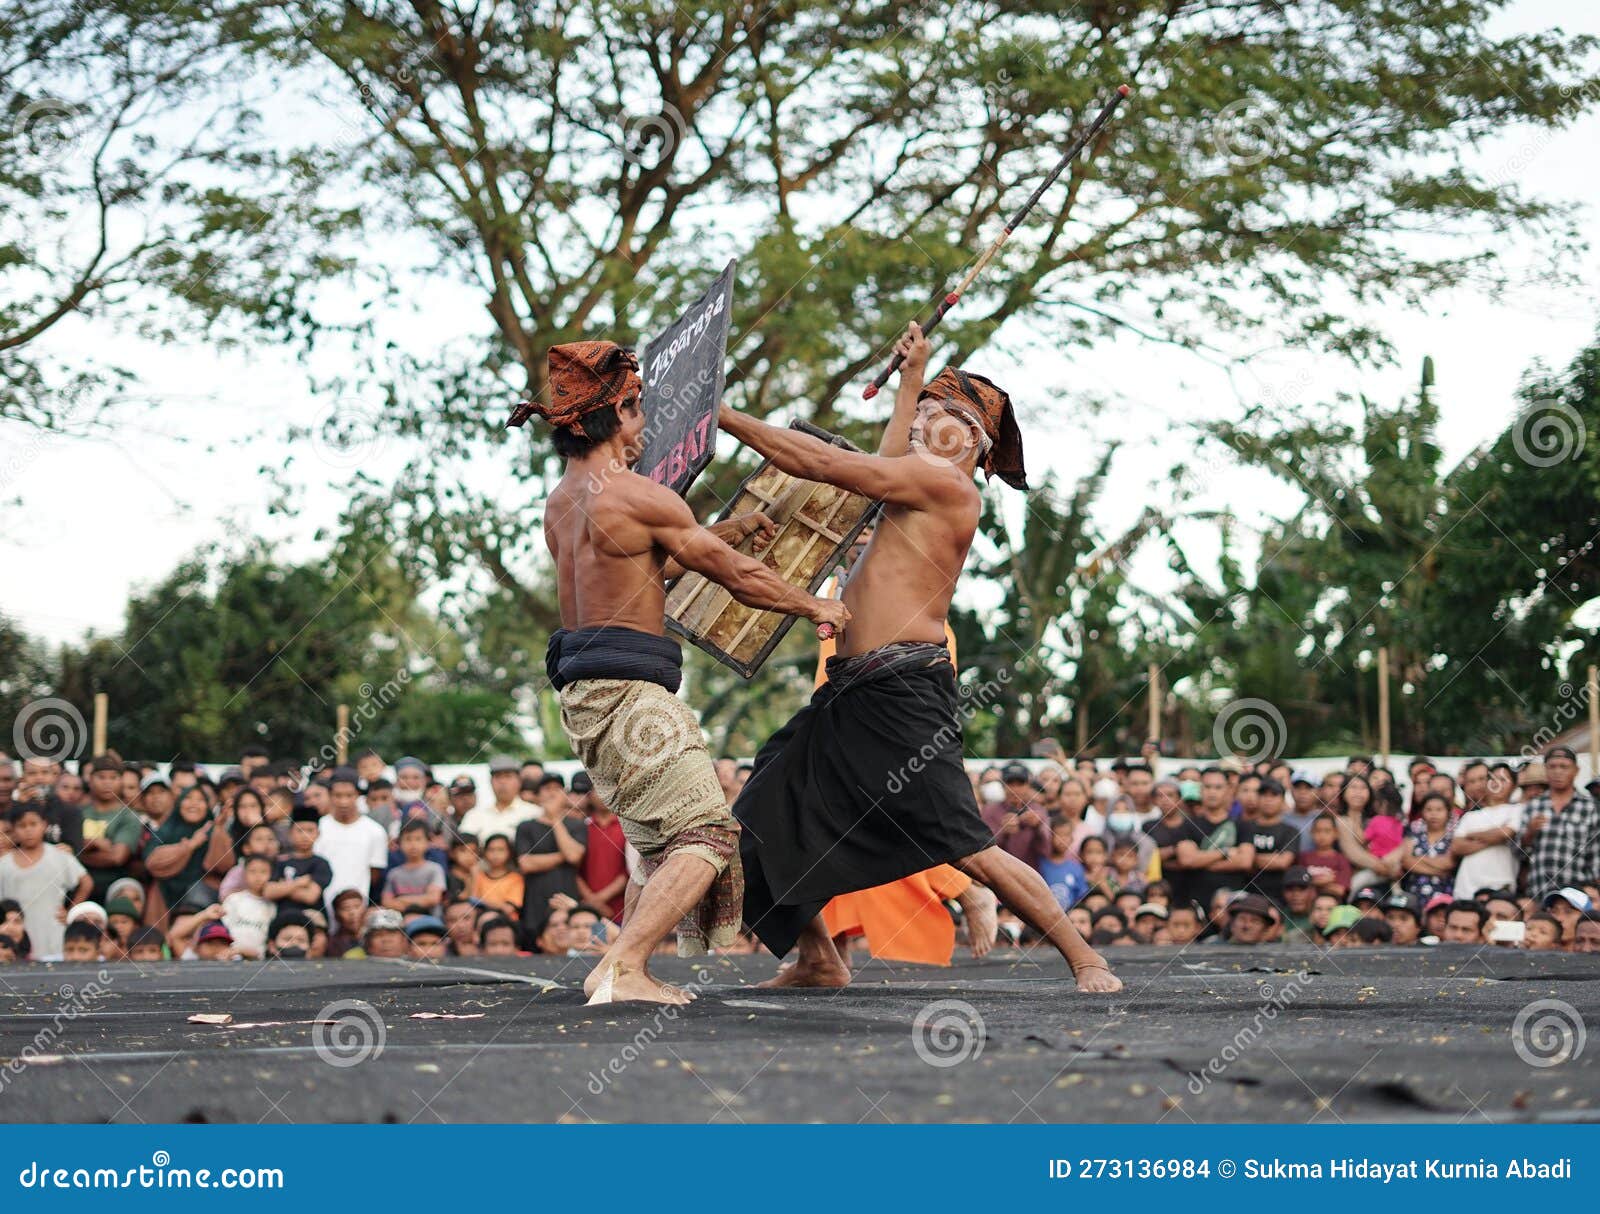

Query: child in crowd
[1297,813,1353,896]
[222,854,279,959]
[1078,836,1113,899]
[470,835,524,921]
[1523,913,1564,952]
[1037,817,1089,911]
[326,888,368,958]
[0,804,92,961]
[383,820,449,914]
[1108,836,1147,897]
[60,921,104,962]
[217,823,281,900]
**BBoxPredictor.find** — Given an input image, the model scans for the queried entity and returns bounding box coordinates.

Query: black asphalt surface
[2,946,1597,1124]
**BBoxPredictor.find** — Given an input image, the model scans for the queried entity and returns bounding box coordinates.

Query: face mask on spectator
[1107,811,1138,834]
[979,781,1004,802]
[394,787,423,804]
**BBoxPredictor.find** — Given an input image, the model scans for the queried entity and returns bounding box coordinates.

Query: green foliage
[33,548,526,762]
[1193,335,1600,755]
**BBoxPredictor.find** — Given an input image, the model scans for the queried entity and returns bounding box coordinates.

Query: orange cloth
[817,599,972,965]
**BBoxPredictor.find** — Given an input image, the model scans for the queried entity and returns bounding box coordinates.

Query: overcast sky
[5,0,1598,650]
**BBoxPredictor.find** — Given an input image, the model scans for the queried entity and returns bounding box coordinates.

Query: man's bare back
[545,465,679,635]
[544,452,847,637]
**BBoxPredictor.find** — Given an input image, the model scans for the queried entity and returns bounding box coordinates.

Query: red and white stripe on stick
[862,84,1132,400]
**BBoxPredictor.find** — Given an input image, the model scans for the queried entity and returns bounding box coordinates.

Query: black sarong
[734,641,994,958]
[545,625,683,693]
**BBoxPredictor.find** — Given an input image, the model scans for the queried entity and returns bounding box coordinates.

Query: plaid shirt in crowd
[1524,787,1600,900]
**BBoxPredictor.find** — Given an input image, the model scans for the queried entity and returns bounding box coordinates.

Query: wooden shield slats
[664,421,880,679]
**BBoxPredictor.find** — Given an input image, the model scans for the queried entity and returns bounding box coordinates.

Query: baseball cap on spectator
[1518,760,1547,787]
[449,775,476,793]
[488,756,520,774]
[218,766,246,787]
[139,771,170,792]
[66,902,107,927]
[1134,903,1169,922]
[1543,887,1594,913]
[1291,770,1315,787]
[1229,893,1276,923]
[1382,890,1420,919]
[1092,777,1119,801]
[1000,762,1031,784]
[1178,779,1201,803]
[1351,886,1382,907]
[1423,892,1454,916]
[362,908,405,940]
[1545,745,1578,763]
[570,771,594,795]
[196,922,232,945]
[105,897,140,921]
[395,756,428,775]
[404,915,447,940]
[1283,866,1315,889]
[1322,906,1361,936]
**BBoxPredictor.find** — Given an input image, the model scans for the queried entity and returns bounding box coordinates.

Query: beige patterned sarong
[559,678,742,955]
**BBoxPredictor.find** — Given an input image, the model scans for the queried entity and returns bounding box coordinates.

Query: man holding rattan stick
[719,325,1120,993]
[520,340,849,1005]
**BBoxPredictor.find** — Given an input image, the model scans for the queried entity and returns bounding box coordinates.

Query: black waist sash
[822,639,950,693]
[545,626,683,694]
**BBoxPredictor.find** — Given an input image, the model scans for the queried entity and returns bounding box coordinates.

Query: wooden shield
[665,420,880,678]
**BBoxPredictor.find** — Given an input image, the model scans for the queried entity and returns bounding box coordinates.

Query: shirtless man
[718,324,1120,993]
[525,340,849,1004]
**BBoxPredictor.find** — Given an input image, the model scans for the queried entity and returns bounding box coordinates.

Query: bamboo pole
[92,693,107,756]
[1587,666,1598,781]
[1377,646,1390,768]
[336,704,350,766]
[1146,662,1160,741]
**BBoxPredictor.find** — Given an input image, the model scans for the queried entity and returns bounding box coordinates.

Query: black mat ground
[2,946,1596,1123]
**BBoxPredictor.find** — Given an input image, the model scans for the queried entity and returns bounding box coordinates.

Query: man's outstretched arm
[877,323,931,458]
[719,404,953,507]
[641,485,850,630]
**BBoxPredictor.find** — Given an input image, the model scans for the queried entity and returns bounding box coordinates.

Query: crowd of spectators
[997,745,1600,953]
[1,740,1598,964]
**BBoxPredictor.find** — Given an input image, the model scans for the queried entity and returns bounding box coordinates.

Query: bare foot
[585,963,691,1005]
[1072,956,1122,994]
[757,958,851,988]
[957,884,998,959]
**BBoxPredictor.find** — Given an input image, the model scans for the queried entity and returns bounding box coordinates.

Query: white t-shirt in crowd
[0,847,88,961]
[458,800,537,841]
[222,890,277,957]
[1451,803,1525,900]
[313,814,390,907]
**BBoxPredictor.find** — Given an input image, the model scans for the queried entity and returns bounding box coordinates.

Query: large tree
[0,1,349,433]
[240,0,1595,632]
